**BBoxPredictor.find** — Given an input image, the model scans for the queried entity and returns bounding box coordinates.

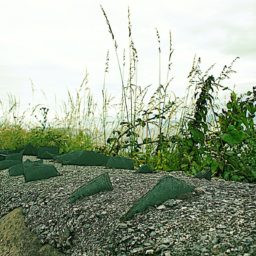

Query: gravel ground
[0,157,256,256]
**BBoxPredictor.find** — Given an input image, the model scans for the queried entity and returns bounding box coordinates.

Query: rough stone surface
[1,156,256,255]
[0,207,63,256]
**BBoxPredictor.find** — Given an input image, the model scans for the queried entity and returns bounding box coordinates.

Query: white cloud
[0,0,255,116]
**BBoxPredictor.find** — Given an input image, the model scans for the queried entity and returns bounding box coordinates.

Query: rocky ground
[0,157,256,256]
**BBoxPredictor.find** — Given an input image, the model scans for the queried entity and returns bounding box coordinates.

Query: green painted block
[106,156,134,170]
[194,168,212,181]
[24,163,60,182]
[0,160,21,171]
[121,176,195,221]
[6,151,24,161]
[8,163,24,176]
[0,149,9,155]
[55,150,109,166]
[69,172,113,203]
[8,159,43,176]
[23,144,38,156]
[37,146,59,159]
[137,164,155,173]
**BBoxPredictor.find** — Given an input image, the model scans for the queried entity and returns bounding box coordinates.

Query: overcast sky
[0,0,255,115]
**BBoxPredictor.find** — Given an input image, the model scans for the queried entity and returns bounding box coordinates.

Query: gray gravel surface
[1,156,256,256]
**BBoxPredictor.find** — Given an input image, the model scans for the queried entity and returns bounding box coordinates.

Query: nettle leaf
[221,125,247,145]
[250,169,256,179]
[190,128,204,143]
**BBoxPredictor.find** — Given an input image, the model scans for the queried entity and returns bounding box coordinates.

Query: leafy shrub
[0,125,27,150]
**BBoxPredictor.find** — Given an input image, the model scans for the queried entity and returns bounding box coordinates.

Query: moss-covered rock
[0,208,63,256]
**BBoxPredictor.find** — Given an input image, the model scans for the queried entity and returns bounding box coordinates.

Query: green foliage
[211,88,256,182]
[26,127,93,153]
[0,125,27,150]
[0,10,255,183]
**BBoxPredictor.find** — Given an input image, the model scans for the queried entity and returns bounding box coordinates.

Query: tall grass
[0,7,255,182]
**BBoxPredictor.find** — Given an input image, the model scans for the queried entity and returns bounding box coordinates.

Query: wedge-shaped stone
[0,160,21,171]
[55,150,109,166]
[24,163,60,182]
[9,159,43,176]
[5,151,24,161]
[136,164,155,173]
[69,172,113,203]
[121,175,195,221]
[8,163,24,176]
[194,168,212,181]
[0,150,24,170]
[106,156,134,170]
[23,143,38,156]
[37,146,59,159]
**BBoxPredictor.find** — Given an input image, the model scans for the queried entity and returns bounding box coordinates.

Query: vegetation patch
[0,8,255,183]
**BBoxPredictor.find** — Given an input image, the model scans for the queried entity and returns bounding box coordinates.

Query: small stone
[216,224,226,229]
[161,238,172,244]
[201,247,208,253]
[156,244,168,252]
[194,187,206,194]
[145,249,154,254]
[149,231,156,237]
[118,223,128,229]
[164,199,177,207]
[156,205,166,210]
[131,247,144,254]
